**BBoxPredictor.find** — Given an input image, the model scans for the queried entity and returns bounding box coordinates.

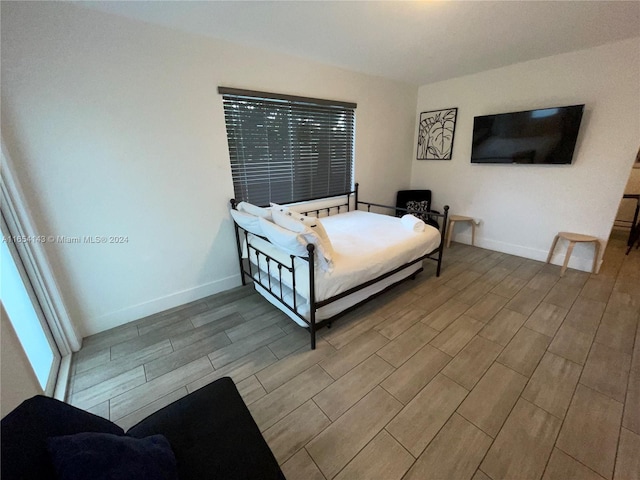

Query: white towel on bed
[401,214,425,232]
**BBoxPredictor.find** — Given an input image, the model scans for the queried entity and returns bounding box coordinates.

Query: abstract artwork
[416,108,458,160]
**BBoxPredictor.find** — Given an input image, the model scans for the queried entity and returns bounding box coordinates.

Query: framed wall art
[416,107,458,160]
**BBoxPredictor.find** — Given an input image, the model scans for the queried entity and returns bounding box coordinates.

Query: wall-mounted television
[470,104,585,165]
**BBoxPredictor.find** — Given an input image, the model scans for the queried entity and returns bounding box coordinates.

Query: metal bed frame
[230,183,449,349]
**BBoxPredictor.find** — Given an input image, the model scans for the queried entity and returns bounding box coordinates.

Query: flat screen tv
[470,104,585,164]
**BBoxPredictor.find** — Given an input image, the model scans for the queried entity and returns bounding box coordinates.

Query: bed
[230,184,449,349]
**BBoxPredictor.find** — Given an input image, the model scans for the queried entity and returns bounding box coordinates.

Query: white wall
[1,2,417,336]
[411,38,640,271]
[1,304,43,418]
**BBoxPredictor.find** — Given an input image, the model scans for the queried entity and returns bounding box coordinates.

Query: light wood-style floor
[68,231,640,480]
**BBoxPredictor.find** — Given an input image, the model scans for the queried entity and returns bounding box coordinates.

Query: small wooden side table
[446,215,476,248]
[546,231,601,276]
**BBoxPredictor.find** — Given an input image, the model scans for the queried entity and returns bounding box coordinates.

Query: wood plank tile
[333,430,414,480]
[413,284,458,313]
[457,363,528,438]
[306,387,403,479]
[257,340,335,392]
[542,448,607,480]
[110,357,213,421]
[505,286,547,316]
[472,470,493,480]
[319,330,388,380]
[606,291,640,316]
[375,308,428,340]
[170,312,244,350]
[595,310,638,355]
[322,311,387,350]
[421,299,470,331]
[491,275,528,299]
[85,401,109,420]
[548,323,595,365]
[465,293,509,323]
[623,368,639,434]
[522,351,582,419]
[556,384,623,479]
[480,398,562,480]
[189,300,258,328]
[136,312,191,337]
[377,322,439,367]
[377,290,420,319]
[74,347,111,375]
[564,297,607,335]
[442,335,503,390]
[249,365,333,432]
[469,252,505,274]
[633,319,640,373]
[404,414,492,480]
[267,329,310,359]
[614,428,640,480]
[225,309,286,342]
[145,331,231,381]
[580,277,615,303]
[430,315,484,357]
[114,388,188,431]
[479,308,528,346]
[446,270,483,291]
[556,268,590,289]
[526,272,559,292]
[313,355,394,421]
[386,374,468,457]
[281,448,326,480]
[544,284,581,309]
[524,302,568,338]
[454,281,493,305]
[235,375,267,405]
[208,323,285,369]
[110,318,193,360]
[70,366,146,411]
[82,324,139,350]
[497,326,551,377]
[381,344,451,404]
[72,339,173,393]
[263,400,331,465]
[580,341,631,403]
[477,265,512,287]
[511,262,544,281]
[187,346,277,392]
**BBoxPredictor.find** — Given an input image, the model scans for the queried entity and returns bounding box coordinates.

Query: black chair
[396,189,440,228]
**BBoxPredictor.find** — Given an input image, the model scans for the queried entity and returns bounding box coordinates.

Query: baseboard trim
[451,233,602,273]
[82,274,243,336]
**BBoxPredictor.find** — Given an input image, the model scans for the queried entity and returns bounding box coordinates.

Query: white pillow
[237,202,272,220]
[230,209,264,237]
[288,213,334,255]
[270,202,291,215]
[272,211,334,264]
[258,217,308,257]
[272,210,307,233]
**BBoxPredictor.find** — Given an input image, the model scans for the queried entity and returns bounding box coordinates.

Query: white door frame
[1,140,81,399]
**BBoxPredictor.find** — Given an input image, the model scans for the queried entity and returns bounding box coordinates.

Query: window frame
[219,87,357,206]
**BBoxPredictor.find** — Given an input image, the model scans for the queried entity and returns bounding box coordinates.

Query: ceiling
[80,1,640,86]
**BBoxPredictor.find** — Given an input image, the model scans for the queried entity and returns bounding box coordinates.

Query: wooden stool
[446,215,476,248]
[546,232,601,277]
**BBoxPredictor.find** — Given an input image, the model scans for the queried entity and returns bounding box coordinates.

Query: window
[219,87,356,206]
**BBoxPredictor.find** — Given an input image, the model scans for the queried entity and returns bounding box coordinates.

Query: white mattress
[247,210,441,323]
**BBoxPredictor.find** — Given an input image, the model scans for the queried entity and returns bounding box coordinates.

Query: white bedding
[246,210,441,322]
